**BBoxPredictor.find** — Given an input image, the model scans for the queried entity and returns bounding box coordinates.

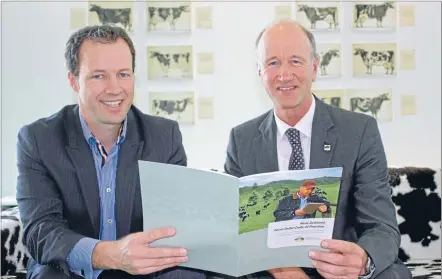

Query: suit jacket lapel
[253,111,279,174]
[310,95,338,169]
[65,106,101,237]
[115,112,144,237]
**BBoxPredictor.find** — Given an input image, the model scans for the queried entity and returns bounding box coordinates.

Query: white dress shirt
[273,95,316,171]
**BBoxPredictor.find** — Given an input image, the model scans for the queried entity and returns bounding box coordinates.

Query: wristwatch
[358,256,375,279]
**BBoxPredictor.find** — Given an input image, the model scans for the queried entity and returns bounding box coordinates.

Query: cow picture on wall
[149,91,195,124]
[346,88,392,121]
[88,1,133,32]
[147,45,193,80]
[316,43,341,78]
[352,43,396,76]
[313,89,346,109]
[295,1,340,31]
[147,1,191,32]
[353,0,396,30]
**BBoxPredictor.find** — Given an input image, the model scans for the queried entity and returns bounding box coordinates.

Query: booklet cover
[138,160,343,277]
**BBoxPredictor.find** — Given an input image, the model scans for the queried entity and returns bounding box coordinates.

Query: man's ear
[311,55,319,82]
[68,72,79,93]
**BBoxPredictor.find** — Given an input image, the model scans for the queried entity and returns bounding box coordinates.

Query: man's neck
[80,111,121,151]
[275,95,312,127]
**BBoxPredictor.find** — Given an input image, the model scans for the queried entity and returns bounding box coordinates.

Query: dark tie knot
[285,128,301,147]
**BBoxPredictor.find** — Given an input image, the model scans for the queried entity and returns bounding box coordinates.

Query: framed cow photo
[88,1,134,33]
[295,1,340,31]
[147,45,194,80]
[149,91,195,124]
[352,0,396,30]
[146,1,191,32]
[352,43,396,77]
[346,88,392,122]
[316,43,341,78]
[313,89,346,109]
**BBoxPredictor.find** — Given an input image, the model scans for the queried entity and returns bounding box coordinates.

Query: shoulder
[229,110,272,137]
[17,105,75,141]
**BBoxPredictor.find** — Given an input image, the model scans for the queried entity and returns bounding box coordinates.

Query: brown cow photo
[296,1,340,30]
[352,43,396,76]
[147,45,193,80]
[149,91,195,124]
[347,89,392,121]
[147,2,191,31]
[88,1,133,32]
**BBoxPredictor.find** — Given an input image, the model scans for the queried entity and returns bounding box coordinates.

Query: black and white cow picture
[149,50,192,78]
[349,92,390,120]
[148,5,190,31]
[89,4,132,32]
[297,4,339,29]
[354,1,395,28]
[318,48,340,76]
[321,97,341,108]
[353,47,395,75]
[152,97,193,122]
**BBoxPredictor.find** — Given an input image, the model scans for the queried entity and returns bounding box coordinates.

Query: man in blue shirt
[16,24,206,279]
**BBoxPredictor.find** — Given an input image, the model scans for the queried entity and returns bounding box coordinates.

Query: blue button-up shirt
[66,114,127,279]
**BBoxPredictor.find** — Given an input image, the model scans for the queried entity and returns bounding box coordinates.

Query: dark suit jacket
[223,96,410,279]
[15,105,205,278]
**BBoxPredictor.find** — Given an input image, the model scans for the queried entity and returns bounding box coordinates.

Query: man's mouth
[277,86,297,91]
[102,100,123,107]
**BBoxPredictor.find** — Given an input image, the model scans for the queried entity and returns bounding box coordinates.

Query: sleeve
[168,121,187,166]
[15,125,96,276]
[353,117,401,277]
[224,128,244,177]
[66,237,102,279]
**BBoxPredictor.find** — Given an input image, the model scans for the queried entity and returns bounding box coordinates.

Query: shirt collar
[79,113,127,145]
[274,94,316,140]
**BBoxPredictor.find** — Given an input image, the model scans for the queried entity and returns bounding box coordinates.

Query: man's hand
[93,227,188,275]
[318,205,327,213]
[295,209,306,216]
[309,239,368,279]
[268,267,310,279]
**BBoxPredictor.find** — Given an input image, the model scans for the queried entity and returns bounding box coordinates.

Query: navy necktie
[286,128,305,170]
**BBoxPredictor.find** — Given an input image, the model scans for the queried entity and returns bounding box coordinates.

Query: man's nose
[106,76,123,94]
[277,66,294,82]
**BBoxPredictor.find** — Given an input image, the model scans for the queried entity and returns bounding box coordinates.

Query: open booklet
[138,160,343,277]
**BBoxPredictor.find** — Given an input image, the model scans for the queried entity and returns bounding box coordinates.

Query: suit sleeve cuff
[66,237,102,279]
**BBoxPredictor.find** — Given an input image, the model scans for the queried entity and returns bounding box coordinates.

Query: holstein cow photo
[354,1,395,28]
[152,97,194,123]
[353,47,395,75]
[149,49,192,79]
[318,48,340,76]
[89,4,132,32]
[297,4,339,29]
[349,92,390,120]
[147,5,190,31]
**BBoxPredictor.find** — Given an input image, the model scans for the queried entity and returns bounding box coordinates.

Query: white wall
[1,1,441,197]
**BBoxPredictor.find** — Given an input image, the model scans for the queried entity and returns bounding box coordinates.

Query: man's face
[300,185,315,197]
[257,24,318,110]
[69,38,134,126]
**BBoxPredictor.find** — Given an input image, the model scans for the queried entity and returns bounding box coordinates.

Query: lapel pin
[324,144,331,152]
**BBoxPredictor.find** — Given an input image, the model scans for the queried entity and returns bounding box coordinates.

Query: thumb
[132,227,176,245]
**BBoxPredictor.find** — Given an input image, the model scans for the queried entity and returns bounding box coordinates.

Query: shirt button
[106,188,111,193]
[108,219,113,224]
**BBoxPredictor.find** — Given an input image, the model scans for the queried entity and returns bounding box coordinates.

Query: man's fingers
[129,256,188,275]
[316,268,345,279]
[309,250,345,266]
[320,239,356,254]
[144,227,176,244]
[133,246,187,259]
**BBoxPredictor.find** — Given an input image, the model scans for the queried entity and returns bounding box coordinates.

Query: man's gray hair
[255,19,317,61]
[65,24,136,77]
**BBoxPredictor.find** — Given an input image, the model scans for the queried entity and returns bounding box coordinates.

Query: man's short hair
[255,20,317,60]
[301,179,317,188]
[65,24,136,77]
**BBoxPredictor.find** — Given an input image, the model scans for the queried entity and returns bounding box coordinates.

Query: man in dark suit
[223,20,412,279]
[15,25,206,279]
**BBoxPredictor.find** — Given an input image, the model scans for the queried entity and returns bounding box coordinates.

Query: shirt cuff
[66,237,103,279]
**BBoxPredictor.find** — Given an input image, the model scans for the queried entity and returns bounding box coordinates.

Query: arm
[15,125,95,277]
[224,128,244,177]
[168,121,187,166]
[353,117,400,277]
[273,197,296,221]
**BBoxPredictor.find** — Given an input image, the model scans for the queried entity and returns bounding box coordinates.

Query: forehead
[78,38,132,69]
[257,25,311,60]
